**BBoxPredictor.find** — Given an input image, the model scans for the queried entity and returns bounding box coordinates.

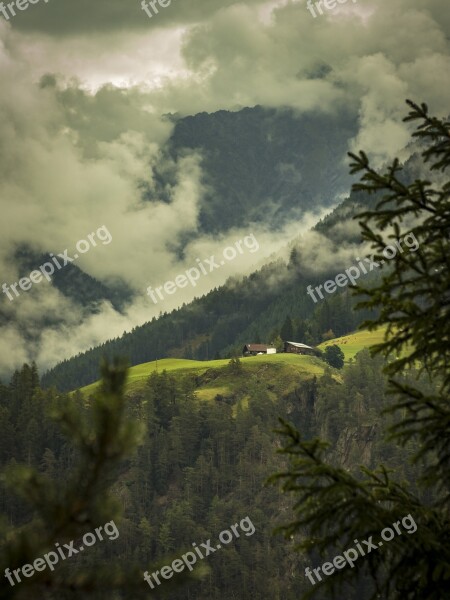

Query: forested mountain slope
[41,184,378,392]
[2,105,357,357]
[2,351,427,600]
[40,123,422,393]
[166,105,357,232]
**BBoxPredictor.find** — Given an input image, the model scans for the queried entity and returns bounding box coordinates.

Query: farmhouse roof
[286,341,314,350]
[244,344,274,351]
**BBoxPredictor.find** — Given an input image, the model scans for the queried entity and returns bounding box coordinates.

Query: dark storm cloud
[6,0,267,35]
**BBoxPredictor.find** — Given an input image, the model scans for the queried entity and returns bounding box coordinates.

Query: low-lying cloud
[0,0,449,376]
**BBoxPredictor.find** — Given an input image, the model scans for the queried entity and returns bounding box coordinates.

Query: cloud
[0,0,449,375]
[0,33,318,374]
[7,0,268,35]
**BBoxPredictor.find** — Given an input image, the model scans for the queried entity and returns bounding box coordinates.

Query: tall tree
[0,359,150,599]
[322,344,345,369]
[270,101,450,600]
[280,316,294,341]
[294,319,307,341]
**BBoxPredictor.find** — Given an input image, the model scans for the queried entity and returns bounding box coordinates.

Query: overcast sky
[0,0,449,375]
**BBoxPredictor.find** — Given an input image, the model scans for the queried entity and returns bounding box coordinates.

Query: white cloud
[0,0,449,375]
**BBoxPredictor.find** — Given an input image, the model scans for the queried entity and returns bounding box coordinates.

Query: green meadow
[79,353,326,399]
[318,326,388,362]
[78,327,388,398]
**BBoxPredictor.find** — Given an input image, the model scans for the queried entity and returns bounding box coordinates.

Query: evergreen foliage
[1,350,424,599]
[322,345,345,369]
[169,106,356,233]
[280,316,294,341]
[0,360,148,599]
[42,283,371,393]
[270,101,450,599]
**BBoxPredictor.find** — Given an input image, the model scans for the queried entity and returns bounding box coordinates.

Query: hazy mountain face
[38,180,372,391]
[167,106,357,233]
[41,142,429,392]
[0,104,355,378]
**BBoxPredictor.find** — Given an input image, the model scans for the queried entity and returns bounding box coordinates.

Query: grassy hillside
[79,327,388,398]
[79,353,326,399]
[318,326,388,361]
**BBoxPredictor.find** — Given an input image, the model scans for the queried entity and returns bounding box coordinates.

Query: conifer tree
[270,101,450,600]
[280,316,294,341]
[0,359,152,599]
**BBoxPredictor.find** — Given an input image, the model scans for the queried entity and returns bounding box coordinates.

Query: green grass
[318,326,388,362]
[78,327,387,397]
[79,354,326,397]
[79,358,229,396]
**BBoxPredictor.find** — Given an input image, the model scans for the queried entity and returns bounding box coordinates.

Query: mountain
[1,105,357,341]
[41,183,379,392]
[14,247,132,313]
[42,112,425,393]
[164,105,357,233]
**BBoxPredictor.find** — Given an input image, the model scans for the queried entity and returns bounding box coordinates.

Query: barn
[242,344,277,356]
[284,341,315,355]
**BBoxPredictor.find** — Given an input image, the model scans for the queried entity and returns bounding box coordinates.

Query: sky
[0,0,449,375]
